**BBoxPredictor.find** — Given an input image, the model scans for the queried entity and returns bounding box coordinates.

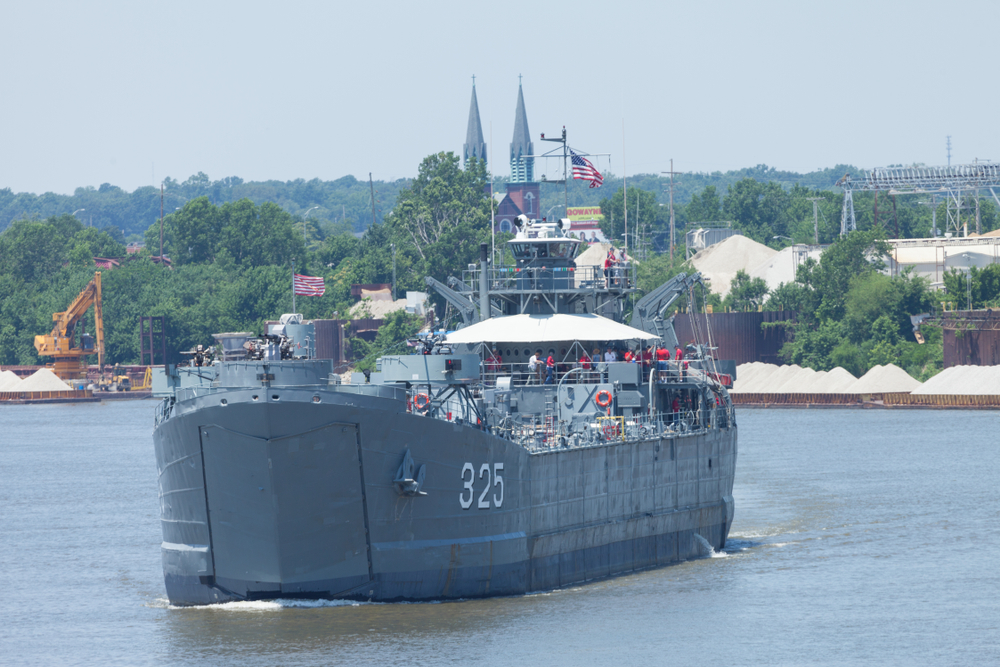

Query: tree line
[2,152,996,381]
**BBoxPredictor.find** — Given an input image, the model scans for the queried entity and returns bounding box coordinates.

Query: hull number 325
[460,462,503,509]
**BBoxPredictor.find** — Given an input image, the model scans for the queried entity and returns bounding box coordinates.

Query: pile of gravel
[912,365,1000,395]
[17,368,72,391]
[845,364,921,394]
[732,362,860,394]
[0,370,22,390]
[689,235,777,297]
[811,367,859,393]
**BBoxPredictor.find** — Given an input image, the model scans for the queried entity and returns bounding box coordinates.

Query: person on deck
[604,347,617,363]
[528,350,540,385]
[579,350,592,382]
[545,353,555,384]
[485,347,502,379]
[675,346,683,361]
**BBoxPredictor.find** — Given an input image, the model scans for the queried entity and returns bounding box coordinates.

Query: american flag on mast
[571,150,604,188]
[293,273,325,296]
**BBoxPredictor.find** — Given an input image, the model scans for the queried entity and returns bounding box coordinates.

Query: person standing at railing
[528,350,540,385]
[579,350,592,382]
[545,353,555,384]
[485,347,502,381]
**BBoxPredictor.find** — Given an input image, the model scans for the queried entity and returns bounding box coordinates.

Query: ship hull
[154,388,736,605]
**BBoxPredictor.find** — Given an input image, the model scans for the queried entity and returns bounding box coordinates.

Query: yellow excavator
[34,271,104,381]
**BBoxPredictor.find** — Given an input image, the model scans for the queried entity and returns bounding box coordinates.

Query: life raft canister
[595,389,613,408]
[413,392,431,410]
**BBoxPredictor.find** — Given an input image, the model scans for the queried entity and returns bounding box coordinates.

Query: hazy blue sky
[2,0,996,195]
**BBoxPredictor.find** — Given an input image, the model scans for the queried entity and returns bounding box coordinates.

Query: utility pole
[661,160,681,264]
[918,196,938,237]
[391,243,396,300]
[159,183,164,259]
[369,173,377,227]
[806,197,824,244]
[891,194,899,238]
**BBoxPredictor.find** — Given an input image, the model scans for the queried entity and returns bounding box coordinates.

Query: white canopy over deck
[444,313,659,344]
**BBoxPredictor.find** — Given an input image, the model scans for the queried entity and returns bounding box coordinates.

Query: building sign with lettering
[565,206,606,243]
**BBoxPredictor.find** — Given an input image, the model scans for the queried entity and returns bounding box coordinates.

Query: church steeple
[463,78,487,167]
[510,79,534,183]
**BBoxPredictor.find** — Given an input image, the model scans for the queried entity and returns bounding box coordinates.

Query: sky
[2,0,997,195]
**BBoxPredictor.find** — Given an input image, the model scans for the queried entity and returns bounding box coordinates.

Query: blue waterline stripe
[373,531,527,551]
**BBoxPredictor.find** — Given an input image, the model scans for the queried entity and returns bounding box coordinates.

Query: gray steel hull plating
[154,388,736,605]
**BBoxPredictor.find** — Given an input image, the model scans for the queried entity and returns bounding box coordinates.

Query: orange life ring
[413,392,431,410]
[595,389,613,408]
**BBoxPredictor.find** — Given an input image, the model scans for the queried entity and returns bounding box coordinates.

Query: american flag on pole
[293,273,325,296]
[571,150,604,188]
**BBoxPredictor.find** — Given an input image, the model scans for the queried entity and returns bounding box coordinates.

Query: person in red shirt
[675,346,683,360]
[485,347,502,380]
[656,346,670,362]
[545,353,555,384]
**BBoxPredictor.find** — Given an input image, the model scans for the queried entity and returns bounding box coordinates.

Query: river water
[1,402,996,666]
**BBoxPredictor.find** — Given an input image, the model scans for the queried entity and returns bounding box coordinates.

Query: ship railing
[331,383,408,401]
[153,397,173,426]
[482,360,682,386]
[460,264,636,292]
[482,362,608,386]
[498,406,733,452]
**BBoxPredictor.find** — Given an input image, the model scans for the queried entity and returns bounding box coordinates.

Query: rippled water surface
[1,402,997,665]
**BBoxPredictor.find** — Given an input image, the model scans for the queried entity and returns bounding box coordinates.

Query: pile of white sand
[845,364,921,394]
[811,367,859,393]
[17,368,72,391]
[0,370,22,390]
[732,362,860,394]
[747,245,825,292]
[689,235,777,297]
[913,365,1000,395]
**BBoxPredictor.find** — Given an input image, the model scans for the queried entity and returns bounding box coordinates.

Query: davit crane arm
[424,276,480,327]
[34,271,104,379]
[629,271,704,348]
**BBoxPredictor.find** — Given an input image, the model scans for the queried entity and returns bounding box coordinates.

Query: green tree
[169,196,222,265]
[386,153,492,285]
[723,178,790,243]
[723,270,769,311]
[685,185,722,223]
[349,310,423,372]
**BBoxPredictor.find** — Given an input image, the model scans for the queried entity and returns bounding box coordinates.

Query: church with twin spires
[463,80,541,234]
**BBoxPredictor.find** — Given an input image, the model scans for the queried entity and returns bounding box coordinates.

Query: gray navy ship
[152,215,738,606]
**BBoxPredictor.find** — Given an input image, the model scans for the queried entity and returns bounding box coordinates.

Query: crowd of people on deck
[482,343,693,386]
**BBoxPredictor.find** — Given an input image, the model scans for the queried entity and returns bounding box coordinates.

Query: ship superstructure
[152,214,737,605]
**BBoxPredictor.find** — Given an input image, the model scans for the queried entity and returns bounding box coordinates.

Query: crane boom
[629,271,704,349]
[424,276,481,328]
[34,271,104,380]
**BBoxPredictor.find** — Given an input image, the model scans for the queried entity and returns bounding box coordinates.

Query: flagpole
[292,258,296,313]
[490,121,495,266]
